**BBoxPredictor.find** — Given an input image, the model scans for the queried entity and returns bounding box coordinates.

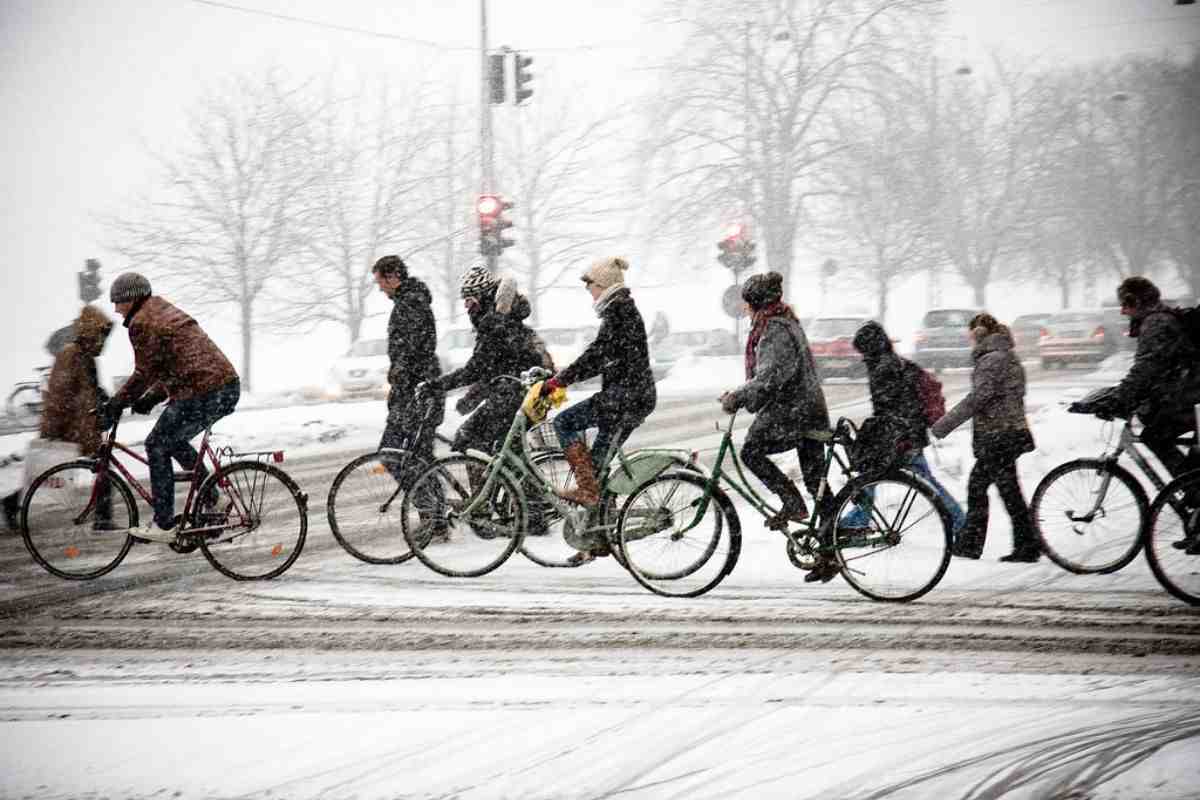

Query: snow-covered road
[2,361,1197,799]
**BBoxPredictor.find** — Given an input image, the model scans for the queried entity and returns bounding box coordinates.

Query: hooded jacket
[853,321,928,450]
[931,331,1032,453]
[40,305,113,455]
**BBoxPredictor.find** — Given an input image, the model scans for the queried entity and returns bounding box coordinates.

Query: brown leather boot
[558,441,600,508]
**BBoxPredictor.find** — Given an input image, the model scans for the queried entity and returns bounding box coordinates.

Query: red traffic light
[722,223,746,241]
[477,195,502,218]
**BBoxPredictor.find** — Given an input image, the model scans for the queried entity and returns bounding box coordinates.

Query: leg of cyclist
[143,381,240,536]
[552,396,602,508]
[741,429,810,529]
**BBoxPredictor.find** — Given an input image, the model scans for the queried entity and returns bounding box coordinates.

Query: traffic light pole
[479,0,498,270]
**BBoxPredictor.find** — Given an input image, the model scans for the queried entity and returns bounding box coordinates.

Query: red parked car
[807,316,872,379]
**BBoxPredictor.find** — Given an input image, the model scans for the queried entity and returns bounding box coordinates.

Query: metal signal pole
[480,0,494,196]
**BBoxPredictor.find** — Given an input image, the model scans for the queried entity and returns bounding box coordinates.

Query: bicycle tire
[518,451,597,568]
[400,453,525,578]
[21,459,136,580]
[327,449,427,564]
[7,384,42,426]
[1144,470,1200,606]
[197,461,308,580]
[1031,459,1147,574]
[616,470,741,598]
[829,472,951,603]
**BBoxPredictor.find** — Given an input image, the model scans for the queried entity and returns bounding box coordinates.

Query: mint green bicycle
[614,414,953,602]
[399,368,739,597]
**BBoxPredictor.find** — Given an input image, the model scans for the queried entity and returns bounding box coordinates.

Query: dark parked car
[1039,309,1121,369]
[913,308,978,372]
[808,315,872,379]
[1011,313,1052,361]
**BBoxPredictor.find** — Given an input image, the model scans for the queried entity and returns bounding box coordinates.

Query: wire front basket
[527,419,594,453]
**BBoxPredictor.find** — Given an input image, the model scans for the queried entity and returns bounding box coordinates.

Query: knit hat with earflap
[109,272,152,304]
[459,263,500,299]
[581,257,629,290]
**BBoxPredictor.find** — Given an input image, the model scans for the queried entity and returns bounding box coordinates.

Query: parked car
[913,308,979,372]
[807,315,872,379]
[1011,313,1052,361]
[329,338,389,400]
[1039,309,1121,369]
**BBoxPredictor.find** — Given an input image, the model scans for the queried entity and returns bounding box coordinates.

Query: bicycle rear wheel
[7,384,42,426]
[327,449,425,564]
[616,471,741,598]
[400,454,524,578]
[21,460,135,580]
[197,461,308,580]
[830,473,951,602]
[1031,459,1147,574]
[1144,471,1200,606]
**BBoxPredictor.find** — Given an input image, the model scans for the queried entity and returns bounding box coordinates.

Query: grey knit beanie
[109,272,152,304]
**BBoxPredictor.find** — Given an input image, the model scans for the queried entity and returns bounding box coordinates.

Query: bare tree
[642,0,937,288]
[494,95,632,324]
[105,71,315,392]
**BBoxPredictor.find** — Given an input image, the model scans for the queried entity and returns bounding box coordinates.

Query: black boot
[1000,515,1041,563]
[765,484,809,531]
[952,528,984,559]
[2,491,19,532]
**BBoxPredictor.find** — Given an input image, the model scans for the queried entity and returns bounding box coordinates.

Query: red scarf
[744,301,796,379]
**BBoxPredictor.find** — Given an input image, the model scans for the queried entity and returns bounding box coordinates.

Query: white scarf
[593,283,626,317]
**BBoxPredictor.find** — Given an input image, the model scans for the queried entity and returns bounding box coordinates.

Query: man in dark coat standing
[372,255,444,475]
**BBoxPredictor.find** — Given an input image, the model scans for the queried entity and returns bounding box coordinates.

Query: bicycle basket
[526,419,594,452]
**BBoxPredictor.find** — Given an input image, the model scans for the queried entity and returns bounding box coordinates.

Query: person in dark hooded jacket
[372,255,444,477]
[931,313,1038,562]
[840,321,966,534]
[4,305,115,530]
[423,265,546,455]
[720,272,830,531]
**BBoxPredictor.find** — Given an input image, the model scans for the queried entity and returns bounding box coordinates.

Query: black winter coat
[1114,304,1200,429]
[557,288,657,428]
[386,277,442,402]
[434,301,544,398]
[864,352,930,451]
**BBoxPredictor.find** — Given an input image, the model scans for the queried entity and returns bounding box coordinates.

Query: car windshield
[349,339,387,357]
[1013,315,1050,327]
[1051,312,1101,324]
[923,310,975,328]
[664,331,713,347]
[810,318,864,339]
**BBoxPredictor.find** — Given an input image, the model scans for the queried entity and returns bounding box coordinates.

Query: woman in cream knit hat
[539,256,658,563]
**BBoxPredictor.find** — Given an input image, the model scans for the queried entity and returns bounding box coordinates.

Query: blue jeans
[552,396,637,473]
[840,450,966,533]
[145,381,240,528]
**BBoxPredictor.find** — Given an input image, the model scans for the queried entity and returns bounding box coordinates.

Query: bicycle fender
[607,452,682,495]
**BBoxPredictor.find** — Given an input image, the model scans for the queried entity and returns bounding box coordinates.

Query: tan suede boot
[558,441,600,508]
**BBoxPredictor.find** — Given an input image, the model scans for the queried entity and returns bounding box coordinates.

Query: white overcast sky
[1,0,1197,395]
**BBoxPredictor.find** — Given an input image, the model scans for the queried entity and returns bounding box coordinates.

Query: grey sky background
[1,0,1197,396]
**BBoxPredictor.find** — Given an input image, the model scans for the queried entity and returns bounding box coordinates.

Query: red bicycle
[20,410,308,581]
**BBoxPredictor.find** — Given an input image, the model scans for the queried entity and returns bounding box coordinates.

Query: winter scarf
[593,284,626,317]
[744,301,798,379]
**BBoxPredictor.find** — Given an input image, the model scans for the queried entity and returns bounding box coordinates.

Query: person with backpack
[839,321,966,535]
[930,313,1039,562]
[720,272,831,533]
[1081,277,1200,483]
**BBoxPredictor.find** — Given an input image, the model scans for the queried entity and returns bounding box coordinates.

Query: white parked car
[329,338,389,400]
[438,328,476,375]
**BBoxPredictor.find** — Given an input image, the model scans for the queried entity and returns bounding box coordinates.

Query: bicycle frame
[1079,420,1195,521]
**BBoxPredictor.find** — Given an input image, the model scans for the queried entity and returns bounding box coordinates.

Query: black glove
[95,400,123,428]
[131,394,164,415]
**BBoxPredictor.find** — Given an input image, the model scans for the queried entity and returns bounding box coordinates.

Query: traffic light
[77,258,102,303]
[514,52,534,105]
[488,53,506,104]
[717,224,755,272]
[477,194,514,257]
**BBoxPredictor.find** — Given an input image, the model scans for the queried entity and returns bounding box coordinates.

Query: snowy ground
[1,358,1197,799]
